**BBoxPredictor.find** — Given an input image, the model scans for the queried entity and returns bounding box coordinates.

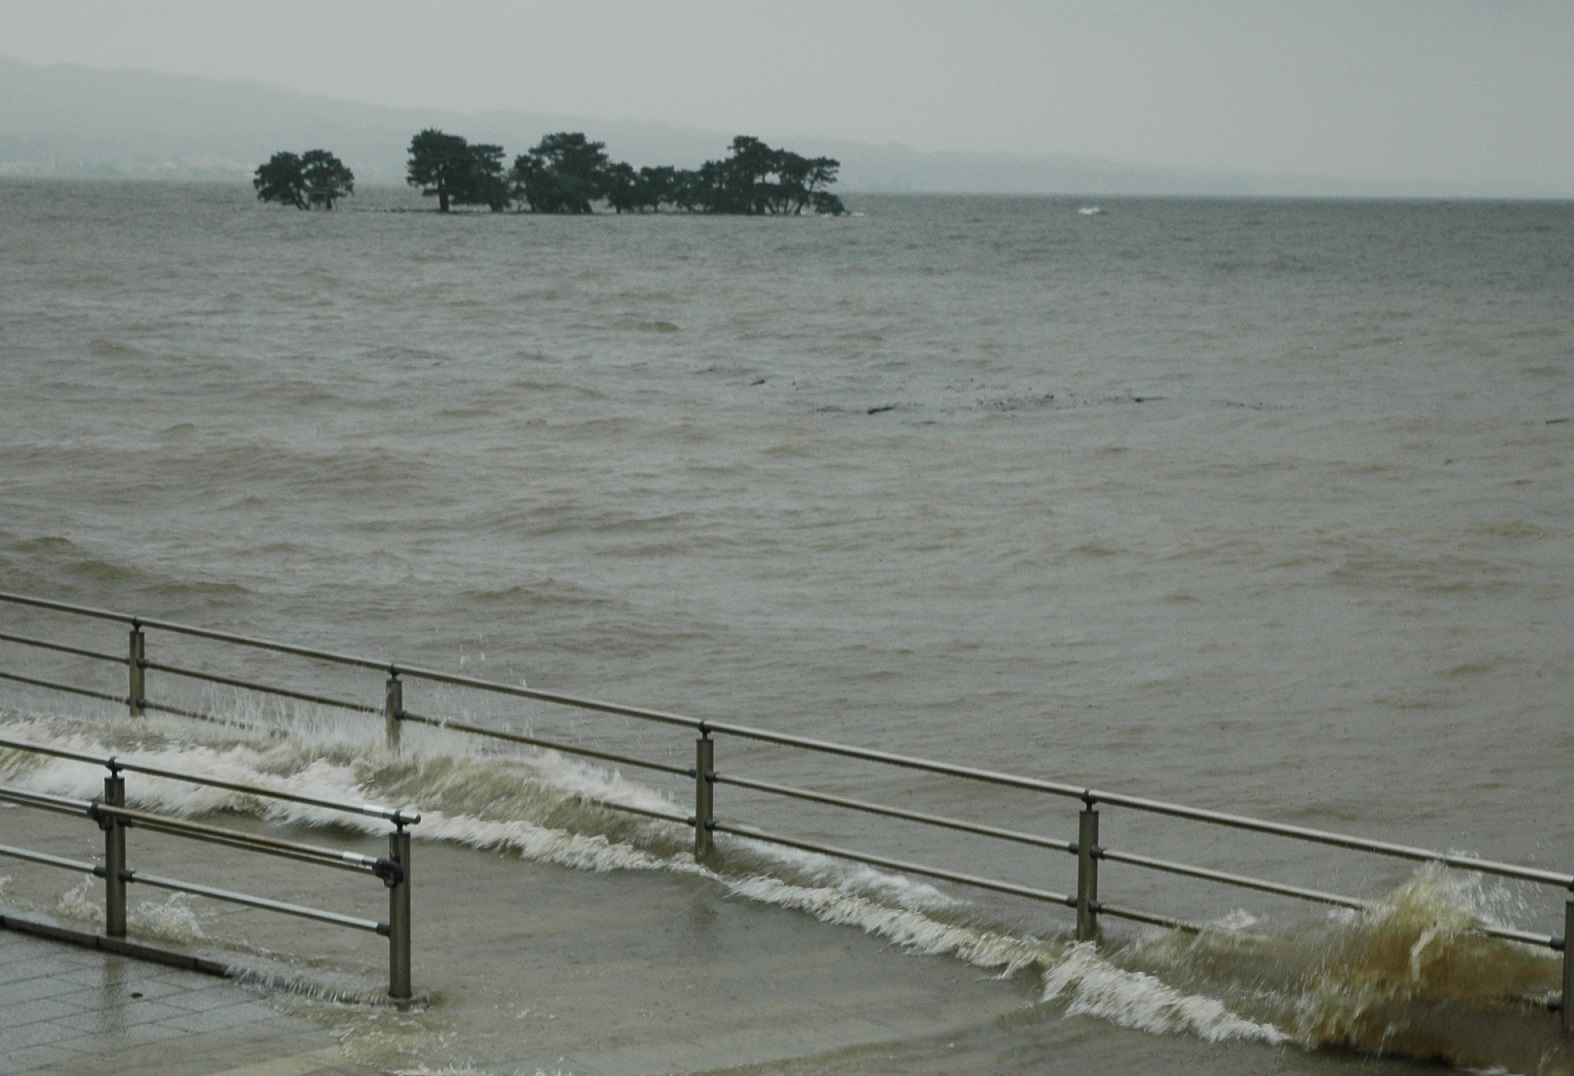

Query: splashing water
[3,709,1568,1073]
[1042,941,1287,1044]
[1286,865,1564,1069]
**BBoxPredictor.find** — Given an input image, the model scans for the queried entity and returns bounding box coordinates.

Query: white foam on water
[1042,940,1287,1044]
[55,877,103,926]
[47,878,208,944]
[719,869,1050,976]
[131,891,207,943]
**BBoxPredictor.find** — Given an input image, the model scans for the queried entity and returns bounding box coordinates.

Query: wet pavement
[0,925,378,1075]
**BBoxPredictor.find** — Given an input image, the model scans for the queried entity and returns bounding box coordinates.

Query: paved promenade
[0,928,377,1075]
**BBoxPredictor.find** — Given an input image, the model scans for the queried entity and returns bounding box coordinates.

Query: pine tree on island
[254,149,354,210]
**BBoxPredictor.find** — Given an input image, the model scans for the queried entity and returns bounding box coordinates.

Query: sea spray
[1285,864,1563,1069]
[51,878,208,944]
[55,877,103,926]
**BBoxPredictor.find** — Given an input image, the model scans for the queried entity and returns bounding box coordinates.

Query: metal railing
[1,590,1568,1030]
[0,731,418,999]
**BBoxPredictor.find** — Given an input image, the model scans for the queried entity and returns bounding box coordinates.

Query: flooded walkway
[0,925,376,1074]
[0,842,1038,1075]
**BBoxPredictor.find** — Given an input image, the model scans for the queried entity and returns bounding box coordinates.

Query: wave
[0,707,1566,1072]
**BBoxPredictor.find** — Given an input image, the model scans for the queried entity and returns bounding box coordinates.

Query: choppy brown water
[1,181,1572,1073]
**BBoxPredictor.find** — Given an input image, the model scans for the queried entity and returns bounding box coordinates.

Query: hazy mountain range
[0,57,1539,198]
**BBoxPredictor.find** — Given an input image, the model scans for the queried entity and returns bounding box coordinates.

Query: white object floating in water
[1078,206,1107,216]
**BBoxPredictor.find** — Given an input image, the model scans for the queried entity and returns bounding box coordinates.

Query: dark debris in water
[1220,399,1292,411]
[817,389,1173,416]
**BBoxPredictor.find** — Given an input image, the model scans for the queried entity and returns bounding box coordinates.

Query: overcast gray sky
[4,0,1571,193]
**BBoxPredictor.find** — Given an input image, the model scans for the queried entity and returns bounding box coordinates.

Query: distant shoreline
[4,174,1573,206]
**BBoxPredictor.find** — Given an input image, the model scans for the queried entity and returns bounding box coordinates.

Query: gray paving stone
[4,970,95,1000]
[156,999,282,1034]
[0,925,379,1075]
[6,996,86,1027]
[4,1017,76,1051]
[120,1019,202,1047]
[96,975,197,1001]
[159,984,258,1012]
[5,1044,80,1072]
[0,957,72,984]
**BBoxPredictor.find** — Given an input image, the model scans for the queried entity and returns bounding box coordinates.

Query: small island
[256,130,845,216]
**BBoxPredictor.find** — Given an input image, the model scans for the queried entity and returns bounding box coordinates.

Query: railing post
[384,672,403,754]
[127,624,145,717]
[1563,895,1572,1037]
[102,771,127,937]
[1076,798,1100,942]
[387,827,412,1000]
[693,732,714,862]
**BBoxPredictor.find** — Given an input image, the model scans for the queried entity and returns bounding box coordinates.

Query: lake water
[1,180,1572,1074]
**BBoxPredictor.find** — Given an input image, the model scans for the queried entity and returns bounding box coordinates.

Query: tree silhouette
[456,143,511,212]
[395,127,846,216]
[255,150,354,210]
[406,129,472,212]
[254,151,307,209]
[603,161,640,213]
[512,132,611,213]
[701,137,843,215]
[300,149,355,210]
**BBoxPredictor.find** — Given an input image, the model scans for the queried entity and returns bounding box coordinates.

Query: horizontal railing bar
[585,799,693,827]
[398,711,691,778]
[0,735,417,825]
[134,620,390,672]
[96,804,382,873]
[1098,901,1204,933]
[1099,848,1372,910]
[1480,924,1556,949]
[1086,790,1574,888]
[0,784,93,816]
[0,591,137,625]
[0,669,124,705]
[141,699,235,725]
[0,737,128,769]
[0,632,126,665]
[127,818,383,874]
[1097,897,1554,950]
[139,662,379,715]
[397,667,706,731]
[706,721,1088,800]
[710,819,1072,906]
[714,771,1076,853]
[0,842,96,874]
[125,871,385,934]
